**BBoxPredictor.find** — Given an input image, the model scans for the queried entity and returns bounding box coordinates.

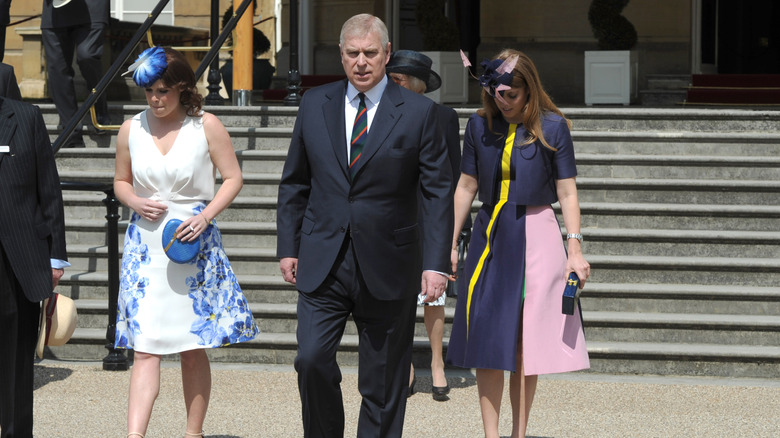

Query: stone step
[576,154,780,180]
[645,74,692,90]
[43,329,780,378]
[572,132,780,156]
[582,311,780,346]
[576,177,780,205]
[62,242,780,280]
[563,107,780,132]
[588,255,780,287]
[74,295,779,346]
[41,105,780,135]
[57,271,298,303]
[581,283,780,315]
[62,194,279,222]
[64,219,279,247]
[576,202,780,232]
[56,148,290,174]
[579,228,779,258]
[62,244,281,275]
[58,170,283,197]
[585,341,780,378]
[40,104,301,128]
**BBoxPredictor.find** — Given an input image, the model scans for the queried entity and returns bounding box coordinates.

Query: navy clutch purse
[562,272,581,315]
[162,219,199,264]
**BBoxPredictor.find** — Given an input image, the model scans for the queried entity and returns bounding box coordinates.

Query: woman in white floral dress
[113,47,258,438]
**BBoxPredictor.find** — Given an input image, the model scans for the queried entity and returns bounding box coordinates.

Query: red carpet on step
[686,74,780,104]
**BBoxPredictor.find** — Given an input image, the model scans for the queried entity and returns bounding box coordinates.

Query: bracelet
[566,233,583,243]
[200,212,210,224]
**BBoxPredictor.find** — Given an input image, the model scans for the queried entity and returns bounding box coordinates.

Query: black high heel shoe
[407,377,417,398]
[431,383,450,401]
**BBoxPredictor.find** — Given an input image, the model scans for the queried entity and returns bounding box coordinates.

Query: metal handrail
[59,181,124,370]
[53,0,173,152]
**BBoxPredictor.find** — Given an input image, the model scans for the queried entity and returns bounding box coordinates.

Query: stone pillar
[15,27,47,99]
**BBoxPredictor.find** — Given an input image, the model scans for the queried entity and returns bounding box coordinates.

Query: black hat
[386,50,442,93]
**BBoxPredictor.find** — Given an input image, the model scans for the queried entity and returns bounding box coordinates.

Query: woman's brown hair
[477,49,570,151]
[159,48,204,117]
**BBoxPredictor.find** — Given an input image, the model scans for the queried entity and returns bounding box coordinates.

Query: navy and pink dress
[446,112,590,375]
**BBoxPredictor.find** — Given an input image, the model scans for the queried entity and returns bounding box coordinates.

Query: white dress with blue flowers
[115,110,259,354]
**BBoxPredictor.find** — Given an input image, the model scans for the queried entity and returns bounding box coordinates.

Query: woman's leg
[476,368,504,438]
[127,352,162,435]
[424,305,447,388]
[180,349,211,436]
[509,341,538,438]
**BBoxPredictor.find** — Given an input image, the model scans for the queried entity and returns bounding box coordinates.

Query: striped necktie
[349,93,367,178]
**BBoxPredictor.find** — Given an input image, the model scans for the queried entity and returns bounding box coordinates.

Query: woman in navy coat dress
[446,50,591,438]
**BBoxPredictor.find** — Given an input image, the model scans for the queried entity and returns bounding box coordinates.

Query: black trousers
[295,238,417,438]
[41,23,108,137]
[0,246,40,438]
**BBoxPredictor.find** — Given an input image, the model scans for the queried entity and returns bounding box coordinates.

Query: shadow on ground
[33,364,73,391]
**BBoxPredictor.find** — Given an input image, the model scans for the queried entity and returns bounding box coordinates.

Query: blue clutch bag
[562,272,581,315]
[162,219,199,264]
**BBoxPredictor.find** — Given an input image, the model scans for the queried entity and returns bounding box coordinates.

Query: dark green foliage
[415,0,460,51]
[588,0,638,50]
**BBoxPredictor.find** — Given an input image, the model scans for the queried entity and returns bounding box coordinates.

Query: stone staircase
[48,104,780,378]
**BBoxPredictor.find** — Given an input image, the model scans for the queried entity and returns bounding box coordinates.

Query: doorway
[696,0,780,74]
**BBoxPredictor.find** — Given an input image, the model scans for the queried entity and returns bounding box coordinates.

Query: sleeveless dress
[446,115,589,375]
[114,110,259,354]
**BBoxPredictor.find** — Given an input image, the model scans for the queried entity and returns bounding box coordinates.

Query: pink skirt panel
[522,205,590,375]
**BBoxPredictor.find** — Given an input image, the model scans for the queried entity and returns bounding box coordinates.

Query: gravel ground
[30,359,780,437]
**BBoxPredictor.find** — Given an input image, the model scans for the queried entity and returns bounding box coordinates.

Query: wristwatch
[566,233,583,243]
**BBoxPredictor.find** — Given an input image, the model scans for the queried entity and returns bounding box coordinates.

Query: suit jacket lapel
[323,82,349,180]
[350,81,402,180]
[0,98,17,168]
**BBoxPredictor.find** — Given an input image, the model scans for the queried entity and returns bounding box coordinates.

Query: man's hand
[419,271,447,303]
[52,268,64,289]
[280,257,298,285]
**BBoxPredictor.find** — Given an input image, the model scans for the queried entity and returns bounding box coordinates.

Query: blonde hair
[477,49,570,151]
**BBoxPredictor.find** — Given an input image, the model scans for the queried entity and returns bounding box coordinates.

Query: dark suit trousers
[295,237,417,438]
[41,23,108,135]
[0,246,40,438]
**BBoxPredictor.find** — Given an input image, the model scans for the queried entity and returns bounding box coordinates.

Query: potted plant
[219,8,276,96]
[584,0,638,105]
[416,0,468,103]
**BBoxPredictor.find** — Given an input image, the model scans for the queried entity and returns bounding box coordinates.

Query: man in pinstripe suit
[0,71,68,437]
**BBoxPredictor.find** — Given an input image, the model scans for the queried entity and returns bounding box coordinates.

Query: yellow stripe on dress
[466,123,516,337]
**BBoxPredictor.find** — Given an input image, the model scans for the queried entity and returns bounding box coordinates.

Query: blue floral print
[115,213,151,349]
[186,208,258,346]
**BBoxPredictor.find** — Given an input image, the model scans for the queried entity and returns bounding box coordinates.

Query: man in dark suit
[41,0,109,148]
[277,13,453,437]
[0,69,68,437]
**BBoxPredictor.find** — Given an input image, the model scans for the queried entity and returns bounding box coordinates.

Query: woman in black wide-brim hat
[386,49,469,402]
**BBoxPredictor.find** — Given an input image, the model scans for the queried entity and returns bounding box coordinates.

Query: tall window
[111,0,174,26]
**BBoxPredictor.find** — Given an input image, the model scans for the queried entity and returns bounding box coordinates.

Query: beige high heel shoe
[127,433,144,438]
[185,431,204,437]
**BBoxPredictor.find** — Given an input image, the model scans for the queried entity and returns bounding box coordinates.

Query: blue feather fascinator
[124,46,168,87]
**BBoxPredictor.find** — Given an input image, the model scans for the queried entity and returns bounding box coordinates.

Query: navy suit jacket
[0,96,67,302]
[277,78,453,300]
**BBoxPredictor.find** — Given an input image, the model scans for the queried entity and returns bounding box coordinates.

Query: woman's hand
[450,246,459,280]
[130,197,168,222]
[177,212,210,242]
[566,250,590,289]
